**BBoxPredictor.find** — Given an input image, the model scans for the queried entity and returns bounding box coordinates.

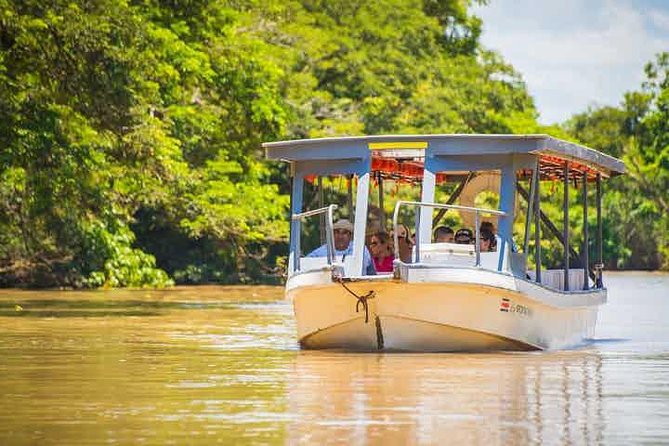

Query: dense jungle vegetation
[0,0,667,287]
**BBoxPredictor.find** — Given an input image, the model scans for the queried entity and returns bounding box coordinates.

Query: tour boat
[264,135,625,352]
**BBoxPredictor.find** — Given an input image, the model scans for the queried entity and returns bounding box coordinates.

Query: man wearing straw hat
[308,219,376,275]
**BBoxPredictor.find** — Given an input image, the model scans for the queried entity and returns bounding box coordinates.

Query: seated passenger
[479,229,496,252]
[434,226,454,243]
[481,221,513,252]
[369,232,394,273]
[454,228,473,244]
[480,221,501,250]
[480,221,495,234]
[307,219,376,275]
[395,224,414,263]
[365,221,383,246]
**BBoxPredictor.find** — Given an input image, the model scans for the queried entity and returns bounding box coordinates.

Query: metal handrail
[291,204,338,270]
[392,201,507,266]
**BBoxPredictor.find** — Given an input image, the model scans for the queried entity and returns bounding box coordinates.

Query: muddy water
[0,273,668,445]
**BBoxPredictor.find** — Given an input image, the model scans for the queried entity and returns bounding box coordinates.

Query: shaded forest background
[0,0,667,287]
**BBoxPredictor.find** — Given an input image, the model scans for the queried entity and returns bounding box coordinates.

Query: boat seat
[288,254,372,277]
[418,242,474,266]
[527,269,591,291]
[416,243,500,269]
[286,254,332,276]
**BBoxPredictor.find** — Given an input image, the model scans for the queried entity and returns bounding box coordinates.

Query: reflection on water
[287,351,605,445]
[0,274,668,445]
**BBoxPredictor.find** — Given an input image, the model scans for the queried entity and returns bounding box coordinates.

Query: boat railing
[392,201,507,267]
[291,204,338,272]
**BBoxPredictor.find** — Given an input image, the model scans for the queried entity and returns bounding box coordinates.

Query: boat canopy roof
[264,134,625,179]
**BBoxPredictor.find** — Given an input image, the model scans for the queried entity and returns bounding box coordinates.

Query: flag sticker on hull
[499,298,532,316]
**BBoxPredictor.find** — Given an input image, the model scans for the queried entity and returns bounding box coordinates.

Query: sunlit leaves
[566,52,669,270]
[0,0,547,286]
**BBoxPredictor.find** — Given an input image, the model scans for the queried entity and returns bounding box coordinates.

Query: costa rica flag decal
[500,298,510,312]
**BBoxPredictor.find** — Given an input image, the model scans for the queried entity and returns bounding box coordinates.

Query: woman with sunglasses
[369,232,394,273]
[479,228,496,252]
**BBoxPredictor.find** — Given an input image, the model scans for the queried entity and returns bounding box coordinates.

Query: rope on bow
[336,277,376,324]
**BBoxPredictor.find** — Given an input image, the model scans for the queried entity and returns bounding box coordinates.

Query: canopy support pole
[582,173,589,290]
[563,162,570,291]
[596,173,604,288]
[498,163,517,272]
[352,171,370,275]
[533,163,542,284]
[290,173,304,272]
[318,176,325,244]
[523,167,538,254]
[347,175,353,222]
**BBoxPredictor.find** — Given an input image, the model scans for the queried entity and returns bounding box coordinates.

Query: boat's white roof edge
[262,133,551,148]
[263,133,625,175]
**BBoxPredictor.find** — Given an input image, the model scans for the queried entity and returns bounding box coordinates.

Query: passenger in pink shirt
[369,232,394,273]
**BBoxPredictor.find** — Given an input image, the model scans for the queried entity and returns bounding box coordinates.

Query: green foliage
[0,0,293,286]
[260,0,536,136]
[565,52,669,270]
[77,219,173,288]
[13,0,660,287]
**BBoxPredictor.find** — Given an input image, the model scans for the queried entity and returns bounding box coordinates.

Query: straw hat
[333,219,354,232]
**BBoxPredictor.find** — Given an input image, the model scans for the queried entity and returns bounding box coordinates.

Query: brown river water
[1,272,668,445]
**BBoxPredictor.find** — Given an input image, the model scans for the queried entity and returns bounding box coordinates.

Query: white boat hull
[287,267,605,352]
